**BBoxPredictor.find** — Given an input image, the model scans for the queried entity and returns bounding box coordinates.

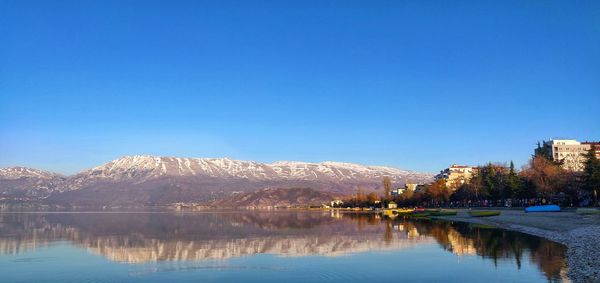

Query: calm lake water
[0,211,566,282]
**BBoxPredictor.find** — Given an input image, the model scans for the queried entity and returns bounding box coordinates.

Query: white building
[391,181,418,197]
[435,164,476,189]
[544,140,592,172]
[391,188,406,196]
[405,181,418,192]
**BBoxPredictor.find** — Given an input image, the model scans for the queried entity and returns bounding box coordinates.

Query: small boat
[468,211,501,217]
[429,210,457,216]
[411,212,431,218]
[411,214,431,220]
[469,223,497,229]
[524,205,560,213]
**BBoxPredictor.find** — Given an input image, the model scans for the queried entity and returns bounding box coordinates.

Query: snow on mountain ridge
[73,155,431,183]
[0,167,67,198]
[0,167,64,180]
[2,157,434,205]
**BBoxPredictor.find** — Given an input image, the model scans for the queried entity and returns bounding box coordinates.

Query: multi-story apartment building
[582,142,600,159]
[435,164,476,189]
[543,139,596,172]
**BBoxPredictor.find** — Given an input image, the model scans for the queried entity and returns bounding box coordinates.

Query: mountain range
[0,155,433,207]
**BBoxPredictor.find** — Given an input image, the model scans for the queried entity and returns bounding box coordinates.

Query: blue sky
[1,0,599,174]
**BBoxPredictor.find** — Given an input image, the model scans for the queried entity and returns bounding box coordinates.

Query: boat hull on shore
[429,210,457,216]
[525,205,560,213]
[469,211,501,217]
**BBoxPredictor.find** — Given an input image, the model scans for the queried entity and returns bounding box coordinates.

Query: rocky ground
[440,210,600,283]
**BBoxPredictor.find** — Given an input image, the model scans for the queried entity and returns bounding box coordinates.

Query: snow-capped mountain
[2,156,434,206]
[65,155,430,184]
[0,167,66,199]
[0,167,62,179]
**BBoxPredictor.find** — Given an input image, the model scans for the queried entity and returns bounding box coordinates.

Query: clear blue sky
[1,0,599,175]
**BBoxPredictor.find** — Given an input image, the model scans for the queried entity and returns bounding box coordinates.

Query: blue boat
[525,204,560,212]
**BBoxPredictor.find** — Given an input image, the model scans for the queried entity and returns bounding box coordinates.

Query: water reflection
[0,211,566,280]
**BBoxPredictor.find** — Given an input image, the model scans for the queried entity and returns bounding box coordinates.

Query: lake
[0,210,567,282]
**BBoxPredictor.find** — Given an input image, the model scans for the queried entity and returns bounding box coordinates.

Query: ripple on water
[128,263,288,277]
[11,257,57,263]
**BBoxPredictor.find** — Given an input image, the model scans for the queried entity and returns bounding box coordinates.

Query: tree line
[342,145,600,208]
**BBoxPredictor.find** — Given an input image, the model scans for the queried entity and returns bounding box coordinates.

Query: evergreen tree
[583,145,600,204]
[534,141,553,161]
[485,163,500,200]
[505,161,519,199]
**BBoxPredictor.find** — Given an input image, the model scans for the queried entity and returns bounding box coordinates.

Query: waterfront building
[435,164,476,189]
[543,140,596,171]
[582,142,600,159]
[405,181,417,192]
[391,188,405,197]
[391,181,418,197]
[387,201,398,209]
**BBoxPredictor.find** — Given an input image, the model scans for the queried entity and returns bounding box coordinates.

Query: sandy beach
[439,210,600,283]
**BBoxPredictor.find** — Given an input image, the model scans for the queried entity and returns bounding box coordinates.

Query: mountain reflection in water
[0,211,566,281]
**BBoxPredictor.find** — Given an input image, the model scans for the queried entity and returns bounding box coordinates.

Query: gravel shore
[440,210,600,283]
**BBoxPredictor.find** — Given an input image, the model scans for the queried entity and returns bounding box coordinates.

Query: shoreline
[437,210,600,283]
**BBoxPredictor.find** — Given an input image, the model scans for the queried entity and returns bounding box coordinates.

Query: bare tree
[522,155,564,198]
[367,192,380,204]
[383,177,392,199]
[355,186,366,203]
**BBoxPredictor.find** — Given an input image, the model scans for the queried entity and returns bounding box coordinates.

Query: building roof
[450,164,472,168]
